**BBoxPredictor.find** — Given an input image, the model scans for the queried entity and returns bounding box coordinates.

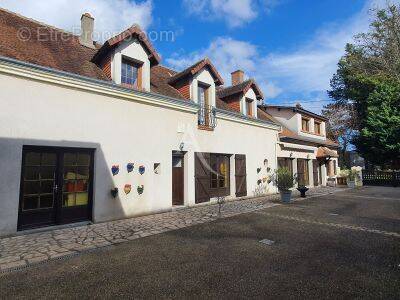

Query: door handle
[53,184,58,194]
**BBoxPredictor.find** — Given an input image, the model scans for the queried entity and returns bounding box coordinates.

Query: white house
[259,104,340,187]
[0,9,281,236]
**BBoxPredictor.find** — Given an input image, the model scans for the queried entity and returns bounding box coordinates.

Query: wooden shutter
[297,159,309,186]
[235,155,247,197]
[313,160,319,186]
[195,153,211,204]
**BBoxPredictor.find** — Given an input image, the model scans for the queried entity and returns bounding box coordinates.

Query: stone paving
[0,187,342,272]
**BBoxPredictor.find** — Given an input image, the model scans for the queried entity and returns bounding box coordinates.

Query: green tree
[327,4,400,167]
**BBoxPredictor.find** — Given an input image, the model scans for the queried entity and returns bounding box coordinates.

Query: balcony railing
[198,105,217,129]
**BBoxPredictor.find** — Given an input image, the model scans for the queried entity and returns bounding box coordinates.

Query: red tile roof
[92,25,161,66]
[168,58,224,86]
[0,7,108,80]
[217,79,263,100]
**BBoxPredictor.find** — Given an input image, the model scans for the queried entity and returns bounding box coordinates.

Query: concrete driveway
[0,187,399,299]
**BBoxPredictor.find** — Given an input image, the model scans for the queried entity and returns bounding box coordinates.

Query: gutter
[0,56,198,113]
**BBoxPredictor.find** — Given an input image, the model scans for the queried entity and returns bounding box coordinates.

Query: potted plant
[347,170,358,188]
[275,168,296,203]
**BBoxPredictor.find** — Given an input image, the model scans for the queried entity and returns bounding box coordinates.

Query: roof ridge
[0,7,77,37]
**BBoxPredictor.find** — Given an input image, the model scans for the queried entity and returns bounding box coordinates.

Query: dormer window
[302,117,310,132]
[121,58,142,90]
[245,98,253,117]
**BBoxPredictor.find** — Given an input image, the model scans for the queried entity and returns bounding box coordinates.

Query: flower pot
[280,190,292,203]
[347,181,356,188]
[297,186,309,198]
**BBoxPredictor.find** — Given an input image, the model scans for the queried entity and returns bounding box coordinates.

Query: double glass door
[18,146,94,230]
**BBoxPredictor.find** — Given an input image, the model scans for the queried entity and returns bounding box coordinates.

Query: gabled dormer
[168,58,224,130]
[217,70,263,118]
[260,104,327,140]
[91,21,160,92]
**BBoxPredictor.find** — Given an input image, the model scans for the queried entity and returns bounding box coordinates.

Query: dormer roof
[261,105,328,121]
[217,79,263,100]
[92,25,161,66]
[168,58,224,86]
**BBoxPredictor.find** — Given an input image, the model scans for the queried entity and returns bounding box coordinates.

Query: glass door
[59,151,93,224]
[18,147,94,230]
[18,149,58,230]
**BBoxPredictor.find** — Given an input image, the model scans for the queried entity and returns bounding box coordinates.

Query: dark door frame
[172,151,185,206]
[18,145,95,231]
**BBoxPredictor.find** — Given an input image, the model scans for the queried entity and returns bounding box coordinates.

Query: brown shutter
[313,160,319,186]
[137,65,143,90]
[235,154,247,197]
[195,153,211,204]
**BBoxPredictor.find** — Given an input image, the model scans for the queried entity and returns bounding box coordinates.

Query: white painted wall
[267,108,299,133]
[190,68,216,106]
[111,38,151,92]
[0,72,278,236]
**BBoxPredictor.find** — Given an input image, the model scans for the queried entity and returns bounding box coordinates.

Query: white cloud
[0,0,153,41]
[182,0,280,28]
[168,0,399,107]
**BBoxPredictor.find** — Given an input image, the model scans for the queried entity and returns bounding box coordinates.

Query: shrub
[275,168,296,191]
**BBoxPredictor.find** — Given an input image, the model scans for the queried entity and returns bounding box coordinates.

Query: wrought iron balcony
[198,105,217,129]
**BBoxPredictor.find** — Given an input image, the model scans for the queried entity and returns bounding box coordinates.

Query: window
[210,154,229,189]
[198,83,212,127]
[245,98,253,117]
[315,122,321,135]
[302,118,310,132]
[121,59,142,89]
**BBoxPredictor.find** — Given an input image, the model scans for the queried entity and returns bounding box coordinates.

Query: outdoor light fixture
[179,142,184,151]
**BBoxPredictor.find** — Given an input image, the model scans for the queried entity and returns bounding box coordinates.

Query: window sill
[198,125,214,131]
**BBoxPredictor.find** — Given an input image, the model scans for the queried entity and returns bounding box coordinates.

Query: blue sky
[0,0,395,113]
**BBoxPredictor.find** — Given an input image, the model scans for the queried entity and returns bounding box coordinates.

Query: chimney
[231,70,244,86]
[79,13,95,49]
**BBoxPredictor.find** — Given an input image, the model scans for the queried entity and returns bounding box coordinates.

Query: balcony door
[18,146,94,231]
[198,83,210,126]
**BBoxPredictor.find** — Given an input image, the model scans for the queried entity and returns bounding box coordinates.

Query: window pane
[172,156,182,168]
[25,152,40,166]
[63,193,75,207]
[25,167,40,180]
[23,196,39,210]
[24,181,40,195]
[39,194,53,209]
[41,180,54,194]
[75,180,88,192]
[76,167,89,179]
[64,153,76,166]
[63,180,76,193]
[41,166,55,180]
[75,193,88,206]
[77,154,90,166]
[64,167,76,180]
[41,153,56,166]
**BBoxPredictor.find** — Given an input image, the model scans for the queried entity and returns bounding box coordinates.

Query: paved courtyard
[0,187,339,272]
[0,186,399,299]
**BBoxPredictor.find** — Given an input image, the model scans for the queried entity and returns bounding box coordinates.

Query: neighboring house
[0,9,281,236]
[259,104,340,187]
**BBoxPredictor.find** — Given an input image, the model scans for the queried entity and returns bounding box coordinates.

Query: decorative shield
[111,165,119,176]
[127,163,134,173]
[137,185,144,195]
[139,165,145,175]
[124,184,132,195]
